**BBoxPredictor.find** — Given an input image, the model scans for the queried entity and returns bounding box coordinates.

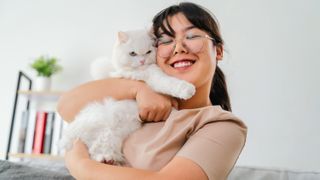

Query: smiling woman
[57,2,247,180]
[154,13,223,110]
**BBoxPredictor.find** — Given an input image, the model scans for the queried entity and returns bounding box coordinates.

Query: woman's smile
[170,57,196,71]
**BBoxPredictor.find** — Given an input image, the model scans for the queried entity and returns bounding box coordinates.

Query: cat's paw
[102,155,125,166]
[91,153,105,162]
[91,153,125,166]
[175,81,196,100]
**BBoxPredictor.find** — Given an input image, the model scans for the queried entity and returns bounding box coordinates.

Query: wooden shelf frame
[18,90,64,101]
[8,153,64,160]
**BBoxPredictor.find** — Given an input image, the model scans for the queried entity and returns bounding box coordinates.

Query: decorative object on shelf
[30,55,62,91]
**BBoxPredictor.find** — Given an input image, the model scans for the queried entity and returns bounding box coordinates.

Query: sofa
[1,159,319,180]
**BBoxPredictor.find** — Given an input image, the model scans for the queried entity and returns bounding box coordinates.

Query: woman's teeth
[173,61,194,68]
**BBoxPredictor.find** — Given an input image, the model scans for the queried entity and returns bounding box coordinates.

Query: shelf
[18,90,64,101]
[8,153,64,160]
[6,71,65,161]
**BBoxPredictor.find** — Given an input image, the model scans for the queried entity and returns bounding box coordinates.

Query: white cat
[59,29,195,165]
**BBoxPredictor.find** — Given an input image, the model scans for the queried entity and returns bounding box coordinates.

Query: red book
[32,111,48,154]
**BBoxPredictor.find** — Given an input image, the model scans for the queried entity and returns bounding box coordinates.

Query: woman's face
[156,13,223,89]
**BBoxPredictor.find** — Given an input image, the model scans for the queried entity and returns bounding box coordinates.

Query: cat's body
[59,29,195,165]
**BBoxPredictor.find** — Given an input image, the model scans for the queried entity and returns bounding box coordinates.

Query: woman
[57,2,247,180]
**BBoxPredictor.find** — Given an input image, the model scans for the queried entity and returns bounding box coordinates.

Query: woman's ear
[216,45,223,61]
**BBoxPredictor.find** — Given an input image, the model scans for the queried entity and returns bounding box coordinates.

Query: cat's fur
[59,29,195,165]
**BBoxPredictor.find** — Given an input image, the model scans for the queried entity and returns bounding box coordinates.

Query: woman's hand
[65,139,117,179]
[135,84,178,122]
[64,139,91,177]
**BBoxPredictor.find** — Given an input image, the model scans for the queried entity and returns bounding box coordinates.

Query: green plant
[30,55,62,77]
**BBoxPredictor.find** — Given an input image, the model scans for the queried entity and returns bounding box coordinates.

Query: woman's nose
[173,40,189,55]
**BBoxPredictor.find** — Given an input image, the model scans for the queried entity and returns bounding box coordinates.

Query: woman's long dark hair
[152,2,232,111]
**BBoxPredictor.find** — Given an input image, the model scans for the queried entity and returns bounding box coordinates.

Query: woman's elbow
[57,93,74,122]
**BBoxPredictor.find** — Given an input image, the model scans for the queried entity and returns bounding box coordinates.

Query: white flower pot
[34,76,51,91]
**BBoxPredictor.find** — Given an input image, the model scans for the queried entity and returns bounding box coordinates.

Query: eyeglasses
[156,33,215,58]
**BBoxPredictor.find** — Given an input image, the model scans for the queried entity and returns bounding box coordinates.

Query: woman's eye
[129,52,137,56]
[186,34,201,40]
[157,38,173,45]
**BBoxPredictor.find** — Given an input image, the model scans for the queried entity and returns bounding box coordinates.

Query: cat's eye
[129,51,137,56]
[146,50,152,54]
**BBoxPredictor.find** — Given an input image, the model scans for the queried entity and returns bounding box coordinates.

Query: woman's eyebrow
[158,25,196,36]
[183,25,196,32]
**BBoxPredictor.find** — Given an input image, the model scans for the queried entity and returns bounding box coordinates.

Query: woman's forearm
[75,159,160,180]
[57,78,144,122]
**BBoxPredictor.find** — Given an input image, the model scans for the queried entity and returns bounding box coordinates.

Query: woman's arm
[66,140,207,180]
[57,78,177,122]
[57,78,141,122]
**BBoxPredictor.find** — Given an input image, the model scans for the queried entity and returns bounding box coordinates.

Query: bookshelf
[6,71,65,161]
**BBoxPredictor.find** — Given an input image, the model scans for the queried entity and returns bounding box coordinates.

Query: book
[43,112,55,154]
[32,111,48,154]
[58,120,68,156]
[24,109,37,154]
[51,113,63,155]
[17,110,29,153]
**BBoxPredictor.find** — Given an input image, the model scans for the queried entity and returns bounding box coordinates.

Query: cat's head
[112,29,156,69]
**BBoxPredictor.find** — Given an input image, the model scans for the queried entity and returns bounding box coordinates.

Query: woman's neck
[178,83,212,110]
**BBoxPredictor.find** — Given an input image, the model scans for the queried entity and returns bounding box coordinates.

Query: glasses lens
[157,35,206,58]
[184,37,204,54]
[157,37,174,58]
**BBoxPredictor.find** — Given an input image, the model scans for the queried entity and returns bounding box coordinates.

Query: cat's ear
[118,31,129,43]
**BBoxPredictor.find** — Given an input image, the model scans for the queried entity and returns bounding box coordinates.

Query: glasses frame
[155,34,215,58]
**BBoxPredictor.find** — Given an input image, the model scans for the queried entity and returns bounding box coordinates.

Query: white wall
[1,0,319,171]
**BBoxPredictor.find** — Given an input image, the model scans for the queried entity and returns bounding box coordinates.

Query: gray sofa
[229,166,320,180]
[1,159,319,180]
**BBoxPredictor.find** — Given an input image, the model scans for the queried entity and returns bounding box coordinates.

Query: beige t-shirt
[122,105,247,180]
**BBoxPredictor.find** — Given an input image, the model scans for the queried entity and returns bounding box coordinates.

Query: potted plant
[30,55,62,91]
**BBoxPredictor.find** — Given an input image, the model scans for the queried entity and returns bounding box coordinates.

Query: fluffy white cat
[59,29,195,165]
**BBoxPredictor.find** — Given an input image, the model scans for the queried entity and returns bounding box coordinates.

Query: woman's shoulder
[175,106,247,180]
[173,105,247,132]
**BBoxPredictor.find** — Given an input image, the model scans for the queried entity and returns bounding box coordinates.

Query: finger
[73,138,80,147]
[139,109,148,122]
[138,114,145,123]
[146,111,156,122]
[154,110,165,122]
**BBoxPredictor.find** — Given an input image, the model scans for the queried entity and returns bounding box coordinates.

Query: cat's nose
[140,59,145,65]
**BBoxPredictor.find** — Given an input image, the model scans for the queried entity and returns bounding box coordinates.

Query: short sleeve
[176,121,247,180]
